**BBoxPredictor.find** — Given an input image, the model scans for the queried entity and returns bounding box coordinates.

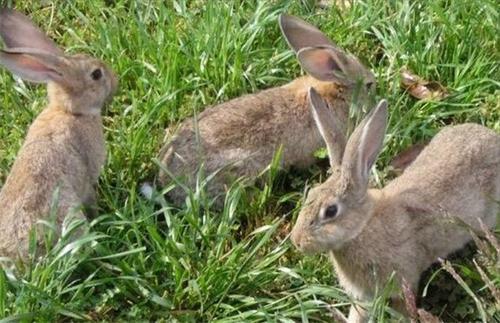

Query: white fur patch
[140,182,154,200]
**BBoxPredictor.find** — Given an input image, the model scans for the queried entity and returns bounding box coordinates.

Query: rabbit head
[279,14,375,96]
[0,8,117,116]
[291,87,387,253]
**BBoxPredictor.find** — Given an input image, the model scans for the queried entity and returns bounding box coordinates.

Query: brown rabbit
[157,14,375,206]
[0,8,118,260]
[291,88,499,322]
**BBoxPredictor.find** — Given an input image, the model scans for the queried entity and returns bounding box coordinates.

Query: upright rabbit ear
[297,46,375,86]
[309,87,346,169]
[0,48,65,83]
[0,8,63,55]
[279,14,336,53]
[341,99,388,197]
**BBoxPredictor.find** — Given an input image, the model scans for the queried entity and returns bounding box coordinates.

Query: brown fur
[158,14,375,206]
[291,93,500,322]
[159,76,352,205]
[0,9,118,260]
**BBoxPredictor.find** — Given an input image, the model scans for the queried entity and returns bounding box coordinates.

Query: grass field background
[0,0,498,321]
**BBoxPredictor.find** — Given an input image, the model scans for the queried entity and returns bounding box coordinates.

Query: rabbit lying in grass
[157,14,375,206]
[0,9,118,259]
[291,88,499,322]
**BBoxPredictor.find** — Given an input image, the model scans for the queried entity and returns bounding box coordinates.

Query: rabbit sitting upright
[0,9,118,259]
[157,14,375,206]
[291,88,499,322]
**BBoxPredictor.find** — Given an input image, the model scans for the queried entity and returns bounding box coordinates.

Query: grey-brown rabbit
[291,88,499,322]
[0,9,118,259]
[157,14,375,206]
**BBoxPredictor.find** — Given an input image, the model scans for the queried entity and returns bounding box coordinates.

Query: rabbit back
[159,78,349,203]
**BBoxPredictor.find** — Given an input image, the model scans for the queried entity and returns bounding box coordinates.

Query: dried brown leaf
[401,69,449,101]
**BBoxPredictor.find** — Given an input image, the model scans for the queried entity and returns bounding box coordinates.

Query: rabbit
[290,87,499,322]
[0,8,118,260]
[157,14,376,206]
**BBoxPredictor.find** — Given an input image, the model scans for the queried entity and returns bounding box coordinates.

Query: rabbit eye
[91,68,102,81]
[322,204,338,220]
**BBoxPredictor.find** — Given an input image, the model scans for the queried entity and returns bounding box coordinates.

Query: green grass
[0,0,499,321]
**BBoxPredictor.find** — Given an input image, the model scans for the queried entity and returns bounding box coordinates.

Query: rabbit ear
[309,87,346,168]
[341,99,388,196]
[0,8,63,55]
[0,48,65,83]
[297,46,374,86]
[279,14,336,53]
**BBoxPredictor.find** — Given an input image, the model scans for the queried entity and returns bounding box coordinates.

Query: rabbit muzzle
[290,226,317,254]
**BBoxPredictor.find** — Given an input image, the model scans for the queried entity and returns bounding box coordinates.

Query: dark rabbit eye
[322,204,338,220]
[91,68,102,81]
